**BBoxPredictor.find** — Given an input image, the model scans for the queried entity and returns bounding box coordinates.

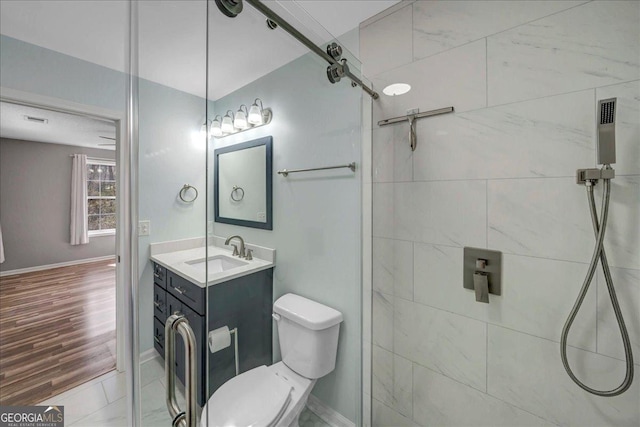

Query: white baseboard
[306,394,355,427]
[0,255,115,277]
[140,348,160,365]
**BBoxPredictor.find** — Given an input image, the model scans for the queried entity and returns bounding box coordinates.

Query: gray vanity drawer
[167,271,205,315]
[153,263,167,289]
[153,317,165,356]
[153,284,167,322]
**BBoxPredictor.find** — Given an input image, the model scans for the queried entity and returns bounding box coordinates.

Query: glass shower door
[135,0,210,425]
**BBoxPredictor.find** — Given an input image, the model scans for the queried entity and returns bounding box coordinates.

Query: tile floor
[39,356,330,427]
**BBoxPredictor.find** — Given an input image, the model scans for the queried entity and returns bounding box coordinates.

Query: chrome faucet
[224,235,245,258]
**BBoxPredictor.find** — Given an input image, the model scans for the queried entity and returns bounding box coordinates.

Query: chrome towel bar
[277,162,356,177]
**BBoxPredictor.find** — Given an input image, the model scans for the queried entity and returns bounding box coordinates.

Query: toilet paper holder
[209,326,239,376]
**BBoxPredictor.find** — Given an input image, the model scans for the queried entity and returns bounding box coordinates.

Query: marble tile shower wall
[361,1,639,426]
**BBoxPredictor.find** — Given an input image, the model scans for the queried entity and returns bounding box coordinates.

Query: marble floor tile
[597,266,640,363]
[413,364,556,427]
[488,325,640,426]
[372,125,413,183]
[360,5,413,77]
[413,244,597,351]
[372,291,394,352]
[40,381,109,426]
[373,237,413,300]
[374,181,486,247]
[488,176,640,270]
[101,371,126,404]
[372,40,486,122]
[412,90,595,181]
[372,398,420,427]
[488,1,640,106]
[394,298,486,391]
[412,0,585,60]
[372,345,412,418]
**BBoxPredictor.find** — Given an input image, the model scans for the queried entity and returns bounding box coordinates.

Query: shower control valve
[463,247,502,304]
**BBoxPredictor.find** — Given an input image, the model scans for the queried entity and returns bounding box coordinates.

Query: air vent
[599,100,615,125]
[23,115,48,124]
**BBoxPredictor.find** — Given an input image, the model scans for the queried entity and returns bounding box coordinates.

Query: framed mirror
[214,136,273,230]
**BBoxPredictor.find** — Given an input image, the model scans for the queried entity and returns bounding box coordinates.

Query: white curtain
[70,154,89,245]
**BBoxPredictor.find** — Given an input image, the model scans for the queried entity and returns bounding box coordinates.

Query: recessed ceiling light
[382,83,411,96]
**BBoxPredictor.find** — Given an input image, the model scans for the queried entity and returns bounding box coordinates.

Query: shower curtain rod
[244,0,379,100]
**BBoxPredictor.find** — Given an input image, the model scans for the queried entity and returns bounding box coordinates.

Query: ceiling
[0,0,398,100]
[0,102,116,150]
[0,1,397,148]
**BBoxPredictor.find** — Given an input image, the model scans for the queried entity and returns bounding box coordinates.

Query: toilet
[200,293,343,427]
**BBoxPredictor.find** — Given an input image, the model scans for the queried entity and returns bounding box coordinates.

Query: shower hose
[560,174,634,396]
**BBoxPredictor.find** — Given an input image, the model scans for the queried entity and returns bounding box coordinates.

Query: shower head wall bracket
[576,166,615,185]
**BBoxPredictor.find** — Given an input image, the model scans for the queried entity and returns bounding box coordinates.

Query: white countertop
[151,243,275,288]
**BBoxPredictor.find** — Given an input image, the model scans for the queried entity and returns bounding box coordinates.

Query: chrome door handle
[165,314,197,427]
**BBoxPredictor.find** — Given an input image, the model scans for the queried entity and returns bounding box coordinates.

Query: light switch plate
[138,220,150,236]
[463,247,502,296]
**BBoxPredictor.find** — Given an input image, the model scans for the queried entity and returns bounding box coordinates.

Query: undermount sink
[185,255,247,273]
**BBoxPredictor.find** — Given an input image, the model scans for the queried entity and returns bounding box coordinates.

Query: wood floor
[0,259,117,406]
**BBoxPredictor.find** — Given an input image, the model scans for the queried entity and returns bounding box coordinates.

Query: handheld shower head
[597,98,616,165]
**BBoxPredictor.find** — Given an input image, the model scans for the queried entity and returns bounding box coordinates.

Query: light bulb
[234,109,247,130]
[248,99,263,125]
[211,118,222,137]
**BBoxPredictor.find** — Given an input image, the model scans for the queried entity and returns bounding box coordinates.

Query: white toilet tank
[273,293,343,379]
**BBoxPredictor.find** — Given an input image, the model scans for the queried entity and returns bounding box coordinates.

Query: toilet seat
[201,365,292,427]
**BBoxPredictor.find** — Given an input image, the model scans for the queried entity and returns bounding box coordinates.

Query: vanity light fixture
[382,83,411,96]
[234,105,249,130]
[213,99,273,138]
[211,115,223,137]
[221,110,235,134]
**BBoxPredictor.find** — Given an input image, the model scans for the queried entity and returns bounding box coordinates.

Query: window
[87,159,116,236]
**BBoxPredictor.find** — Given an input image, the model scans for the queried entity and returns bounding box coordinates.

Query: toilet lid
[204,365,292,427]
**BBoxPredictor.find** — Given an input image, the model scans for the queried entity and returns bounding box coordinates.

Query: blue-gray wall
[212,52,363,422]
[0,138,116,271]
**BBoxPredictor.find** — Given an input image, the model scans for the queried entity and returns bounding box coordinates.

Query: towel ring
[179,184,198,203]
[231,186,244,202]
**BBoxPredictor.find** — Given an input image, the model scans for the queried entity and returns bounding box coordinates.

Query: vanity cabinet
[152,262,273,406]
